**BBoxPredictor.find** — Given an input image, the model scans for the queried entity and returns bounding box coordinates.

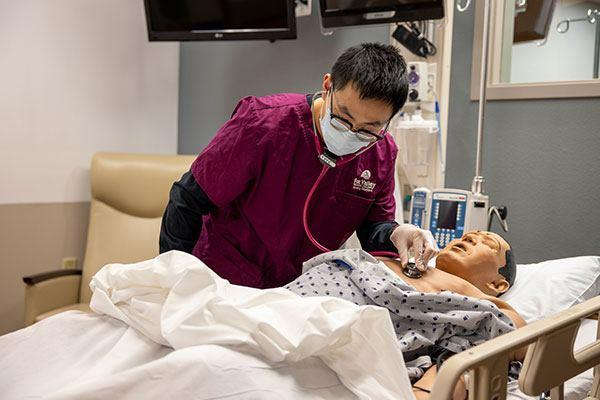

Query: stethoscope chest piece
[402,262,423,279]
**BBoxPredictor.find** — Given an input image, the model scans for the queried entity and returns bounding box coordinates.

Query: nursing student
[160,42,438,288]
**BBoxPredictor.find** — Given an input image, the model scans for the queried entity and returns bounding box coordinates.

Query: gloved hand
[390,223,439,271]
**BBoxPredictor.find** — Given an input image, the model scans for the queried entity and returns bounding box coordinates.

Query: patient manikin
[288,230,524,323]
[285,231,526,399]
[383,231,522,324]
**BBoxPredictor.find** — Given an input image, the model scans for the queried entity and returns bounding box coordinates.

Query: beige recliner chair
[22,152,196,326]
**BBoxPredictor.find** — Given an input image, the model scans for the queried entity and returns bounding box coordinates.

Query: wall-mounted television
[144,0,297,41]
[319,0,444,29]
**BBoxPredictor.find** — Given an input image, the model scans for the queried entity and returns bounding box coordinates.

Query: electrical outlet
[61,257,78,269]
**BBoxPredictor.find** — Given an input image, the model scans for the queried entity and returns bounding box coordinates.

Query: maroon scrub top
[191,93,397,288]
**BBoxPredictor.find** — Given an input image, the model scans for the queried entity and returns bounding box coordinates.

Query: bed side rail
[429,296,600,400]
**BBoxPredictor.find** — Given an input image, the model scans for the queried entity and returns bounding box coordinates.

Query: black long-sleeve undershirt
[159,171,214,254]
[356,220,399,253]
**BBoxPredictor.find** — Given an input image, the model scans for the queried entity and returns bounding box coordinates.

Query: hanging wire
[410,23,438,57]
[397,22,438,57]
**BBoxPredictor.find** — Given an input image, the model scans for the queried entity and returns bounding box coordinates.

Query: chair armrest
[23,269,82,285]
[23,269,82,326]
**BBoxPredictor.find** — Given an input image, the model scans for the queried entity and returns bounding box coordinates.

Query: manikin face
[318,73,393,136]
[436,231,512,296]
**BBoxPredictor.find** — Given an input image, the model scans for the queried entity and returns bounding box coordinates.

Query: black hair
[331,43,409,117]
[499,247,517,288]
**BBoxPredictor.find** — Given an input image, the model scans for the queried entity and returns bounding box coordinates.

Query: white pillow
[502,256,600,323]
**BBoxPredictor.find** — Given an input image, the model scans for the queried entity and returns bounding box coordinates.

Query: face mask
[319,100,371,157]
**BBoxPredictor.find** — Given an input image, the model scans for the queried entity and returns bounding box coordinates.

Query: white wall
[0,0,179,204]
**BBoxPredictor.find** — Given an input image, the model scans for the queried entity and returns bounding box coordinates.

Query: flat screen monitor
[319,0,444,29]
[144,0,297,41]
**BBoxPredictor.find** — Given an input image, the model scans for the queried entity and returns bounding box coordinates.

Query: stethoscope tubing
[304,96,400,259]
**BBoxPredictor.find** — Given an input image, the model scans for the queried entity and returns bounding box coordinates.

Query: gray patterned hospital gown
[284,249,516,379]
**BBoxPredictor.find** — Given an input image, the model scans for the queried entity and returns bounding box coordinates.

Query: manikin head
[317,43,409,142]
[436,231,516,297]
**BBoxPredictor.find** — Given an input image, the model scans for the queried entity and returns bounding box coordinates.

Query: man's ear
[485,278,510,296]
[322,73,332,92]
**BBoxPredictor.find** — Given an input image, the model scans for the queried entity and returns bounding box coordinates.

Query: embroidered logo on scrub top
[353,170,376,193]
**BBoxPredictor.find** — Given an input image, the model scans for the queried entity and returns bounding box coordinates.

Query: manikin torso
[379,257,522,326]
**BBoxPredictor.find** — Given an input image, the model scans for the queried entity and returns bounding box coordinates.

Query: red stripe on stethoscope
[303,129,400,259]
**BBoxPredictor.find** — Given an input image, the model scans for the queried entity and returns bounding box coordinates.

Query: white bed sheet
[0,311,357,400]
[2,311,595,400]
[87,250,413,399]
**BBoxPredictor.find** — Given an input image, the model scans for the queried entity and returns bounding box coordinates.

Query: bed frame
[430,296,600,400]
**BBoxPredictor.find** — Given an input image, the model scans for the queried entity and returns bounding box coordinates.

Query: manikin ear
[485,278,510,296]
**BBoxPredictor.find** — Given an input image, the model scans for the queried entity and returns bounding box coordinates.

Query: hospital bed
[433,255,600,400]
[9,253,600,400]
[434,296,600,400]
[15,155,600,399]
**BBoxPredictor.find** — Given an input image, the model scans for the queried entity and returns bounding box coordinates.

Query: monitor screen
[144,0,296,41]
[437,200,458,230]
[320,0,444,27]
[324,0,436,14]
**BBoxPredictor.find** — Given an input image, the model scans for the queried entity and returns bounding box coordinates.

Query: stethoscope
[303,92,423,279]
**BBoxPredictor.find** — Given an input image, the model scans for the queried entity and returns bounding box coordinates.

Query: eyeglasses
[328,87,389,143]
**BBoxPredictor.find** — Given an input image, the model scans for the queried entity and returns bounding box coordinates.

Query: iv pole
[471,0,492,195]
[457,0,508,231]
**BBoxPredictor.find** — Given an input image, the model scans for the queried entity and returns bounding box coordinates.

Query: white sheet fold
[89,250,414,400]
